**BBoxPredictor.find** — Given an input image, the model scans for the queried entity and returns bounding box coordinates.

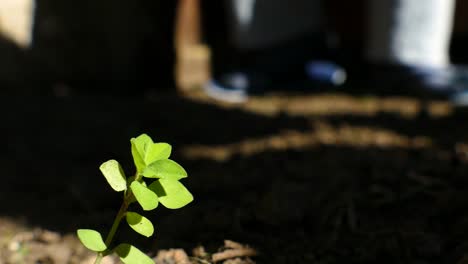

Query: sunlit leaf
[148,179,193,209]
[130,181,158,211]
[126,212,154,237]
[115,244,154,264]
[131,134,153,171]
[99,160,127,192]
[132,134,153,156]
[131,139,146,173]
[77,229,107,252]
[142,159,187,180]
[144,143,172,165]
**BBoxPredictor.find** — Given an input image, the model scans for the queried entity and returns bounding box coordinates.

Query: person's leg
[0,0,35,48]
[366,0,468,106]
[205,0,345,103]
[367,0,454,68]
[228,0,323,50]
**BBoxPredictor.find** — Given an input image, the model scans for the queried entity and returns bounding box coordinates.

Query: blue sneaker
[204,60,346,103]
[305,61,347,86]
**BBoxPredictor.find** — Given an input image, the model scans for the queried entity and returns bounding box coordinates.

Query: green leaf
[99,160,127,192]
[142,159,187,180]
[76,229,107,252]
[144,143,172,165]
[132,134,153,155]
[131,134,173,174]
[131,138,146,173]
[126,212,154,237]
[115,244,154,264]
[148,179,193,209]
[130,181,158,211]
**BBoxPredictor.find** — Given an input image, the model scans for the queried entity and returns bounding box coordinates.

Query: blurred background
[2,0,468,95]
[3,1,468,263]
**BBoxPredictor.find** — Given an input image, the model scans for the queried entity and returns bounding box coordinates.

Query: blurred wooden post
[175,0,211,92]
[0,0,35,48]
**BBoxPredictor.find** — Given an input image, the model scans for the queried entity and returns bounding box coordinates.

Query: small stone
[154,249,191,264]
[8,241,20,252]
[80,255,117,264]
[38,230,61,243]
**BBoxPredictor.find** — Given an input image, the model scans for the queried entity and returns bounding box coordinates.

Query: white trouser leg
[228,0,322,50]
[367,0,455,68]
[0,0,35,48]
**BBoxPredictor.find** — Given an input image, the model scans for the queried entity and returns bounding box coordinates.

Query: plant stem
[93,254,103,264]
[94,195,131,264]
[105,201,128,246]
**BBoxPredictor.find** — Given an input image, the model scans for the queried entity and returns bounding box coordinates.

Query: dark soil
[1,91,468,263]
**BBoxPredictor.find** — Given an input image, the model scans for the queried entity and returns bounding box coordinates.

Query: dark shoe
[204,60,346,103]
[205,32,346,103]
[412,65,468,106]
[367,63,468,106]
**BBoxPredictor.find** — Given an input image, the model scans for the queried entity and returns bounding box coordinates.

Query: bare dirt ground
[1,91,468,263]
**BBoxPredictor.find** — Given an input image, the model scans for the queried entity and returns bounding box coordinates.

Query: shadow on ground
[1,94,468,263]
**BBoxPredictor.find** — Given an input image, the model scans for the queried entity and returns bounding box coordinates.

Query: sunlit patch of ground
[0,91,467,263]
[182,121,432,161]
[181,90,449,161]
[184,89,452,118]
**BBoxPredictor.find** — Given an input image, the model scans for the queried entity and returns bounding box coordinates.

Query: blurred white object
[233,0,255,27]
[367,0,455,68]
[0,0,35,48]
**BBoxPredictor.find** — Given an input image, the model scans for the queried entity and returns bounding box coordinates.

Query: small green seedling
[77,134,193,264]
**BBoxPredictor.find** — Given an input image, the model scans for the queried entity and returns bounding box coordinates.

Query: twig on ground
[212,249,257,263]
